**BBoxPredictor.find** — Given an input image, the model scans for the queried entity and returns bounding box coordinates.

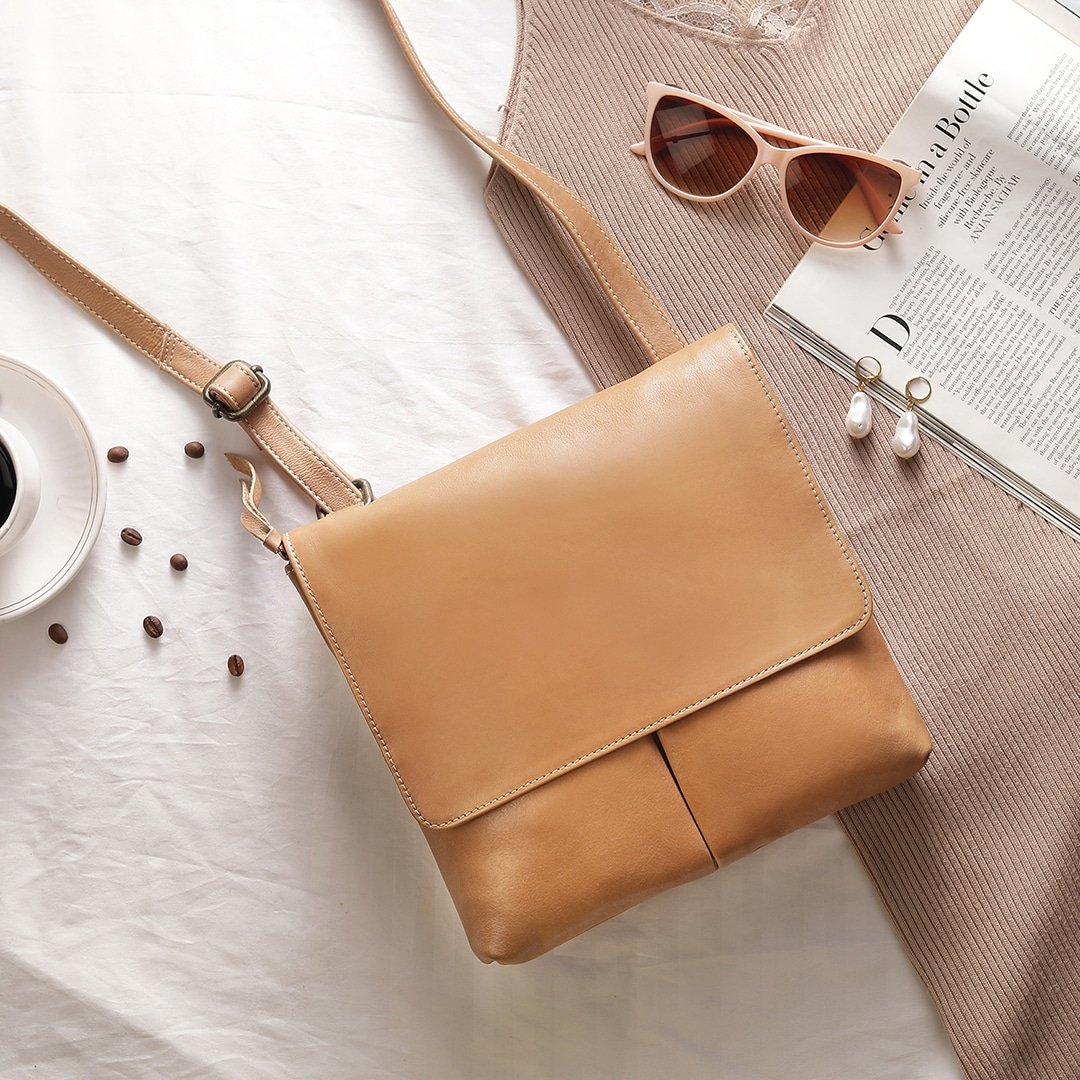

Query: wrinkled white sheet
[0,3,964,1077]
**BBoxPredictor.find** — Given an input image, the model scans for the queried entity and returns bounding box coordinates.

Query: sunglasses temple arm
[633,114,827,153]
[726,108,827,148]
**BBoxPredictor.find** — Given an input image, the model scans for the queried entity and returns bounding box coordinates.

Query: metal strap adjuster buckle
[202,362,272,421]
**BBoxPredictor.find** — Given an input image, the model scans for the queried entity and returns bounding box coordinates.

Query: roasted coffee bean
[184,441,205,459]
[120,527,143,546]
[169,553,188,572]
[106,446,129,463]
[142,615,163,639]
[227,654,245,677]
[47,623,68,645]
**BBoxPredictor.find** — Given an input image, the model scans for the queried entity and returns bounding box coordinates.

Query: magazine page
[766,0,1080,539]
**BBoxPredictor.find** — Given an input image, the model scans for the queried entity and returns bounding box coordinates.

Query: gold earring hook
[854,356,882,391]
[904,376,932,409]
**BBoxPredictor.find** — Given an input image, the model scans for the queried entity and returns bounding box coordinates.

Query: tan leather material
[283,326,874,829]
[0,204,365,515]
[0,0,687,521]
[0,1,933,967]
[236,397,365,514]
[656,617,932,866]
[285,319,931,962]
[425,736,716,964]
[203,361,266,416]
[0,0,691,523]
[426,619,930,964]
[225,454,285,553]
[375,0,686,366]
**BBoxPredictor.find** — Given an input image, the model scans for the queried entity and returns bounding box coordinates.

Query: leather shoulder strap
[0,204,367,515]
[0,3,686,514]
[376,0,686,365]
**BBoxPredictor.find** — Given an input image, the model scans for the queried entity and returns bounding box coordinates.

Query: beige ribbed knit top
[484,2,1080,1077]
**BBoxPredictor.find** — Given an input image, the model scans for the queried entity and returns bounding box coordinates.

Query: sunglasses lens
[649,96,758,198]
[784,151,904,243]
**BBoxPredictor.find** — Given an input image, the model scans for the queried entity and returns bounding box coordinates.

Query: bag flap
[284,326,871,829]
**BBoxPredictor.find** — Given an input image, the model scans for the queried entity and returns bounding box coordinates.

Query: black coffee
[0,440,16,529]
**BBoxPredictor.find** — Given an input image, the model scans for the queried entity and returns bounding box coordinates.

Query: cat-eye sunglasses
[631,83,923,248]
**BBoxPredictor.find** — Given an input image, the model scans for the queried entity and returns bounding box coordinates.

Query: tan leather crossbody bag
[0,1,930,963]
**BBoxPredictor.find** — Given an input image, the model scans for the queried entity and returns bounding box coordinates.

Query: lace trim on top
[629,0,807,41]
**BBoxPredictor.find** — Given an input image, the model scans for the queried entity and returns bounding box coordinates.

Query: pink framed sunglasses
[631,83,923,249]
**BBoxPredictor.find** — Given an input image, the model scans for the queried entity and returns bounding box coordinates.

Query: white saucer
[0,355,106,622]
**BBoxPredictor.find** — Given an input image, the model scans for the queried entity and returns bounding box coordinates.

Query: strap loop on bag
[225,453,287,555]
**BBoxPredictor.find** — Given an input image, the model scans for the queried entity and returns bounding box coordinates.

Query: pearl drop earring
[892,376,932,460]
[845,356,881,439]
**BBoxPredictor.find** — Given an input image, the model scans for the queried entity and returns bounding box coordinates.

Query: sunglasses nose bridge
[755,142,788,171]
[748,159,783,192]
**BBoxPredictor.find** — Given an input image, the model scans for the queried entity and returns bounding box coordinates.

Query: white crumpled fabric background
[0,3,963,1077]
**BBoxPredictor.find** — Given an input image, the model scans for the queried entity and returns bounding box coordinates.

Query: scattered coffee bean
[120,527,143,547]
[184,441,205,459]
[143,615,164,639]
[169,553,189,572]
[227,654,245,677]
[106,446,129,463]
[48,623,68,645]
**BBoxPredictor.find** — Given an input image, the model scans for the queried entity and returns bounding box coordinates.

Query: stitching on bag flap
[285,328,870,829]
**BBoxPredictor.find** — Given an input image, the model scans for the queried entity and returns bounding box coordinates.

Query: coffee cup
[0,414,42,557]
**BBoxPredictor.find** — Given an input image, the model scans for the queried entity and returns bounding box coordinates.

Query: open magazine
[766,0,1080,540]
